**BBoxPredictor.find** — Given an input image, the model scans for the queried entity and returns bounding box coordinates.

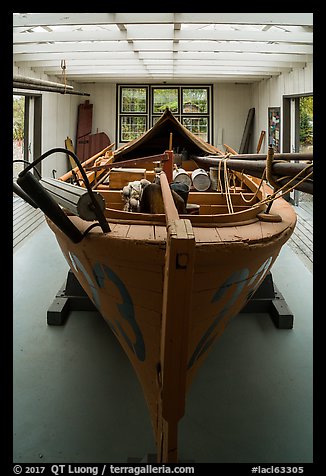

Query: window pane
[299,96,313,153]
[153,88,178,114]
[13,95,25,177]
[182,88,208,113]
[182,117,208,142]
[120,116,147,142]
[121,87,147,113]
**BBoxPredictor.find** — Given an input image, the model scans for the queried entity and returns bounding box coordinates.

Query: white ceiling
[13,13,313,84]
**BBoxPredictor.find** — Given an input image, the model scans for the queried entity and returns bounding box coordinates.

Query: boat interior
[90,158,266,225]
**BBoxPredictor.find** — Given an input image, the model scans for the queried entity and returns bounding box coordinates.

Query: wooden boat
[16,109,301,463]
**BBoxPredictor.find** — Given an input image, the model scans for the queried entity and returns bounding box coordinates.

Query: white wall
[41,90,80,177]
[14,62,312,177]
[251,63,313,154]
[14,65,81,177]
[213,83,253,152]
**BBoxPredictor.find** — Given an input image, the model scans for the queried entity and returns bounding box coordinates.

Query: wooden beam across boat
[86,152,168,172]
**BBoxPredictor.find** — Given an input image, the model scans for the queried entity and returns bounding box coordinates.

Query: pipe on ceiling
[13,82,90,96]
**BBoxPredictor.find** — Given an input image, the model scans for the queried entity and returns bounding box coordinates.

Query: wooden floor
[13,194,45,249]
[287,198,313,271]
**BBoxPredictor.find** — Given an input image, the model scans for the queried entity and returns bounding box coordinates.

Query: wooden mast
[157,172,195,463]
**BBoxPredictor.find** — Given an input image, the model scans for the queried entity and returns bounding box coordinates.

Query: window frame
[117,84,213,146]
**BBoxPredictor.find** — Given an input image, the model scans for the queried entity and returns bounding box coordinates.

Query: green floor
[13,221,313,463]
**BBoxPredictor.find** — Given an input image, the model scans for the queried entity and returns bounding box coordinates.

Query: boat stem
[157,172,196,463]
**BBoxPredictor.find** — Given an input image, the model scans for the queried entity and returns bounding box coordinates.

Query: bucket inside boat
[173,168,192,187]
[170,182,190,205]
[209,167,219,191]
[191,168,211,191]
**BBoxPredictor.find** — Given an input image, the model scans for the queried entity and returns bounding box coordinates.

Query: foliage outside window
[299,96,313,148]
[118,85,212,143]
[121,116,147,142]
[182,88,208,113]
[153,88,178,113]
[182,117,208,141]
[121,87,147,113]
[13,95,25,141]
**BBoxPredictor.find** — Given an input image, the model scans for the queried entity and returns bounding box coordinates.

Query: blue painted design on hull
[93,262,146,362]
[68,252,145,362]
[188,257,273,369]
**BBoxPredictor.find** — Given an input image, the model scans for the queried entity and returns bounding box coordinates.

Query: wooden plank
[239,107,255,154]
[76,100,93,161]
[126,224,155,241]
[289,232,313,262]
[158,218,195,463]
[13,209,45,248]
[192,226,221,243]
[154,225,167,241]
[189,191,255,205]
[109,223,130,239]
[216,225,242,242]
[199,204,250,214]
[64,136,77,168]
[293,219,313,247]
[109,168,146,189]
[13,200,31,220]
[256,130,266,153]
[13,208,42,234]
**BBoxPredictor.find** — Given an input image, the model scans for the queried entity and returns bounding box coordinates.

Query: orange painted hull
[46,190,296,447]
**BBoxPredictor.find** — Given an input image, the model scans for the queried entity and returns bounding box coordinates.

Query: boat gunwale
[103,202,267,227]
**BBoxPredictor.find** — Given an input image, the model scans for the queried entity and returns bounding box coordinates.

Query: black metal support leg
[240,271,294,329]
[47,270,97,325]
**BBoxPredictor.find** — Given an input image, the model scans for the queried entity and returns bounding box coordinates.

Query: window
[117,84,212,145]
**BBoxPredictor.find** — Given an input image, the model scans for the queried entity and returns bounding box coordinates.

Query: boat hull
[46,194,295,444]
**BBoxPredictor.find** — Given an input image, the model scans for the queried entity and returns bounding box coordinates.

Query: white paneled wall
[213,83,252,152]
[13,62,312,177]
[252,64,313,154]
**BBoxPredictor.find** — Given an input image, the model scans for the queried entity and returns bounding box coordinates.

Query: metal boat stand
[47,269,293,329]
[47,270,97,325]
[240,271,294,329]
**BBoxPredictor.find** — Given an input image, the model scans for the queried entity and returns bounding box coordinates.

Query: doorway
[13,93,44,248]
[13,93,42,179]
[283,93,313,205]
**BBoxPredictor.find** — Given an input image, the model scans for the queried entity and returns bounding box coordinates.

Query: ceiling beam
[14,55,311,67]
[13,28,312,44]
[13,40,313,55]
[13,12,313,27]
[52,66,282,75]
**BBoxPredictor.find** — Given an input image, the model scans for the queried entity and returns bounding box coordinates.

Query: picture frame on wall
[268,107,281,152]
